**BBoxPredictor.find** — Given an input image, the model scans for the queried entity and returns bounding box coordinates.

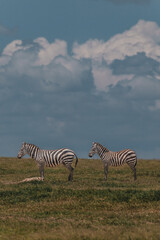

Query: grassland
[0,157,160,240]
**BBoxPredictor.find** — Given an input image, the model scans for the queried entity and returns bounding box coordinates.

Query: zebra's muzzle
[88,153,92,158]
[17,155,21,159]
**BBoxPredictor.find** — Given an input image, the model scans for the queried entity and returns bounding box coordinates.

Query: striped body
[89,142,137,180]
[38,148,76,167]
[17,142,78,181]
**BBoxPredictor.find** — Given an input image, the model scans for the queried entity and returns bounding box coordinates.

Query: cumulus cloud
[73,20,160,90]
[34,38,67,65]
[1,20,160,158]
[92,64,133,91]
[73,20,160,64]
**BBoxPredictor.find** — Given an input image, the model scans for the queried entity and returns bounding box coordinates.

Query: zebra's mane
[25,143,40,149]
[95,142,109,152]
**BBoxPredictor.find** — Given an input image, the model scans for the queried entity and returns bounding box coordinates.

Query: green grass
[0,157,160,240]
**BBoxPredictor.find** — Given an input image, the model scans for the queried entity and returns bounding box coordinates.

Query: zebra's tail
[134,156,138,167]
[74,154,78,168]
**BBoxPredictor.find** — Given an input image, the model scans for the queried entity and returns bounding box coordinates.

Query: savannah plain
[0,157,160,240]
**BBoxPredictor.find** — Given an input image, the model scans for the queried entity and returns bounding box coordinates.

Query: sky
[0,0,160,159]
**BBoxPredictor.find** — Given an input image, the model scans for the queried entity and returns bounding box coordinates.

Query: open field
[0,157,160,240]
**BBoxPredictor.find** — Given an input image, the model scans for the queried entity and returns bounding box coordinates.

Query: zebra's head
[89,142,98,157]
[17,142,27,159]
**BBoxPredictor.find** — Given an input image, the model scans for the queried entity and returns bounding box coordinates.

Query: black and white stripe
[89,142,137,180]
[17,142,78,181]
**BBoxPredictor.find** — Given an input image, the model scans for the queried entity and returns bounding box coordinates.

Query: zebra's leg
[39,163,45,181]
[128,164,136,181]
[63,164,74,181]
[104,163,108,181]
[68,165,74,181]
[133,167,136,181]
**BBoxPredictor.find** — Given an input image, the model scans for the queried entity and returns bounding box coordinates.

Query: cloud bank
[0,20,160,158]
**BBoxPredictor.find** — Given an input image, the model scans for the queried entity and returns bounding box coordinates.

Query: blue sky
[0,0,160,158]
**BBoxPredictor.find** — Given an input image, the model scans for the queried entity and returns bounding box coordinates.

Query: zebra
[89,142,137,181]
[17,142,78,181]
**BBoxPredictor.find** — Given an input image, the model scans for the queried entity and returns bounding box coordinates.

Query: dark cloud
[111,52,160,76]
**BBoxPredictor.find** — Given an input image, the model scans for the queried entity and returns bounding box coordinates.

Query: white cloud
[92,64,133,91]
[0,38,68,67]
[3,40,28,56]
[0,20,160,94]
[0,40,33,66]
[72,20,160,90]
[73,20,160,64]
[34,38,67,65]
